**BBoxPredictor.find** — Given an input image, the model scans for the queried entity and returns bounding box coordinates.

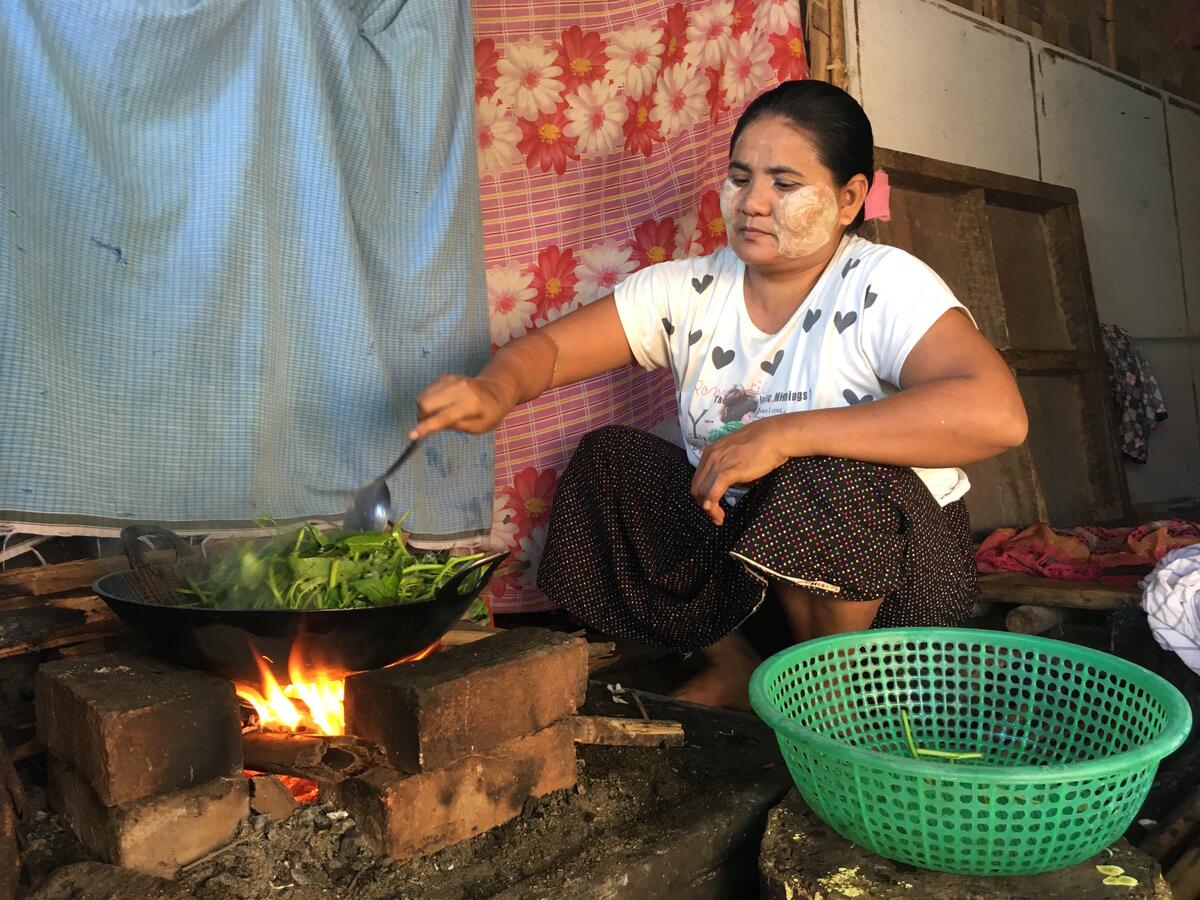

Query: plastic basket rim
[748,626,1193,785]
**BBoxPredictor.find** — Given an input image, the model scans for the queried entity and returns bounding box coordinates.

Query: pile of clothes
[976,520,1200,585]
[977,520,1200,676]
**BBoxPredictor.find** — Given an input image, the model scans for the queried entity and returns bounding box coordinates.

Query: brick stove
[33,627,588,878]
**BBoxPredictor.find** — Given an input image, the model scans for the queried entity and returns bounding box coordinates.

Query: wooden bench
[976,571,1141,635]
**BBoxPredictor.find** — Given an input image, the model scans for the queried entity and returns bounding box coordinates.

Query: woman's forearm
[476,296,637,408]
[475,332,559,408]
[770,374,1029,467]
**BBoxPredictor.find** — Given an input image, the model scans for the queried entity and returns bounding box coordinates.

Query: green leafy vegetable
[180,525,486,611]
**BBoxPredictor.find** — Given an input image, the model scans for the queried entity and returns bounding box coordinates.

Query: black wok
[93,525,508,682]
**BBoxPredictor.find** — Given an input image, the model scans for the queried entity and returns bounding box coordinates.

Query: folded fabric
[976,520,1200,584]
[1142,545,1200,676]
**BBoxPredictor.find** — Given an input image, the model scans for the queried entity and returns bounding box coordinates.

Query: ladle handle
[381,437,423,482]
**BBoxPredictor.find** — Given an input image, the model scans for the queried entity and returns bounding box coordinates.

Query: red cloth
[975,520,1200,585]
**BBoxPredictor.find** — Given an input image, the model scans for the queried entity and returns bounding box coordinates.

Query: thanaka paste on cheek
[774,184,839,258]
[719,178,738,242]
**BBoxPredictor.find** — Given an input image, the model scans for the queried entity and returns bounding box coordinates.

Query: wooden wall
[943,0,1200,102]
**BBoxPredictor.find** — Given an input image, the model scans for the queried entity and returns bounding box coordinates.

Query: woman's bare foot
[671,631,761,712]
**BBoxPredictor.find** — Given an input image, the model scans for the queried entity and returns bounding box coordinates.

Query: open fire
[236,640,440,736]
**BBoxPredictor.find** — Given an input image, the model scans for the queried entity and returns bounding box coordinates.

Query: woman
[413,81,1028,709]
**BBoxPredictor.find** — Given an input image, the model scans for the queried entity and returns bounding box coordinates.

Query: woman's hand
[691,419,790,526]
[410,296,638,441]
[411,375,515,439]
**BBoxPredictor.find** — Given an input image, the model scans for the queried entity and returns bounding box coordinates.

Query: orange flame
[236,640,441,737]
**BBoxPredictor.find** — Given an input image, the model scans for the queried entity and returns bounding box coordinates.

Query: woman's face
[721,117,865,269]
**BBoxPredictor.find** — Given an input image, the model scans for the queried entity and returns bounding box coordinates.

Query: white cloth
[613,234,972,505]
[1142,545,1200,676]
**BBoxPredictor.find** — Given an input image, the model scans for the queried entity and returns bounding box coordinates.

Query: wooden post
[1104,0,1117,69]
[828,0,847,89]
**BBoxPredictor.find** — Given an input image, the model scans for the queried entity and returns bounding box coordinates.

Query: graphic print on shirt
[688,375,813,451]
[706,386,761,441]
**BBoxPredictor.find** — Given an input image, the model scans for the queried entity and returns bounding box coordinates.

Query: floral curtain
[472,0,808,613]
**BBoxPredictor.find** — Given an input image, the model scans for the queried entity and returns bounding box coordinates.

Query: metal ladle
[342,438,422,533]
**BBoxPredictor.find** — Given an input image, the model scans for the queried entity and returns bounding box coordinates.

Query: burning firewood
[241,732,383,783]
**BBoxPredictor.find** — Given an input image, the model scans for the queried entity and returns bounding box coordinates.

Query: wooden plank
[0,540,230,598]
[0,591,111,613]
[827,0,847,88]
[572,716,686,748]
[0,603,124,661]
[0,552,146,598]
[1043,205,1104,354]
[868,145,1131,529]
[876,147,1078,207]
[976,573,1138,609]
[873,186,1011,348]
[1074,368,1130,523]
[1059,200,1132,520]
[1140,784,1200,861]
[807,28,829,87]
[440,622,499,646]
[987,203,1074,350]
[1001,349,1104,372]
[1019,372,1123,525]
[1166,843,1200,900]
[962,445,1048,533]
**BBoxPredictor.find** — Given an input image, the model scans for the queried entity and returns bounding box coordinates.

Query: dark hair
[729,81,875,231]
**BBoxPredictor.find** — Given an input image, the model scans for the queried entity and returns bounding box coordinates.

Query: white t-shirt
[613,234,971,506]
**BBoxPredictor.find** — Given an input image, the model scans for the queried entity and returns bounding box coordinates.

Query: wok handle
[120,525,193,568]
[443,550,509,598]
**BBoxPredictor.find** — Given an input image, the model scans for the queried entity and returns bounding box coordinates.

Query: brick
[48,757,248,878]
[36,651,242,805]
[249,774,298,821]
[344,627,587,773]
[27,861,191,900]
[329,719,576,861]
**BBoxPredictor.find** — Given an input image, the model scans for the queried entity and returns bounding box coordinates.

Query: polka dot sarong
[537,425,977,650]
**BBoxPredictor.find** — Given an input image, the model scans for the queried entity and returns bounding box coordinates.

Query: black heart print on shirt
[841,258,860,278]
[802,308,821,332]
[712,347,735,369]
[834,311,857,333]
[843,389,874,405]
[761,350,784,375]
[688,329,703,346]
[864,285,877,308]
[692,274,714,293]
[662,317,675,335]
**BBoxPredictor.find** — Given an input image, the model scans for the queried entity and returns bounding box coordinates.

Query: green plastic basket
[749,628,1192,876]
